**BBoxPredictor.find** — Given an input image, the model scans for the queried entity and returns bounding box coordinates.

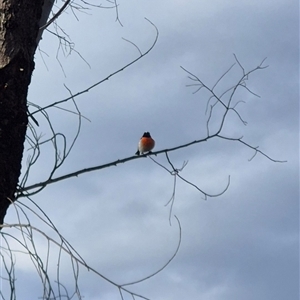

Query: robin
[135,132,155,155]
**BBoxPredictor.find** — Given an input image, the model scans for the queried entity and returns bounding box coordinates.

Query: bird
[135,132,155,155]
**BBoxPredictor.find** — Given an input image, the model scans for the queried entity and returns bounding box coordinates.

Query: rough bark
[0,0,45,225]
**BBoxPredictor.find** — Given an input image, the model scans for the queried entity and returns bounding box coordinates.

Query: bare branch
[40,0,71,31]
[30,18,159,116]
[18,124,284,196]
[18,138,210,195]
[217,135,287,163]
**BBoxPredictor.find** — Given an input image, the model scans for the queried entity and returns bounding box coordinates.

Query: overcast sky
[1,0,299,299]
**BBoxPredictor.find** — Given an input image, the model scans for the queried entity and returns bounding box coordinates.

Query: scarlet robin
[135,132,155,155]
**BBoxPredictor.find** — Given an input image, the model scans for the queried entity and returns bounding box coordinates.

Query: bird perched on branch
[135,132,155,155]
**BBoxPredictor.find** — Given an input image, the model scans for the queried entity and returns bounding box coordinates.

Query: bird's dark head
[143,132,151,138]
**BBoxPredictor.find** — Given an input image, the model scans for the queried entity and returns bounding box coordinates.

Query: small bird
[135,132,155,155]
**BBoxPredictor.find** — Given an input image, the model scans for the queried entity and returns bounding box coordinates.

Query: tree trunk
[0,0,45,225]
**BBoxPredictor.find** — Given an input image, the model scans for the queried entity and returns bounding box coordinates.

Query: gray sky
[1,0,299,299]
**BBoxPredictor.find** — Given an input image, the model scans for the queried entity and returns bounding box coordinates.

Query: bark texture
[0,0,44,225]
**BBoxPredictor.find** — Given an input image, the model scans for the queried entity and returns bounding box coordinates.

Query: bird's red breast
[135,132,155,155]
